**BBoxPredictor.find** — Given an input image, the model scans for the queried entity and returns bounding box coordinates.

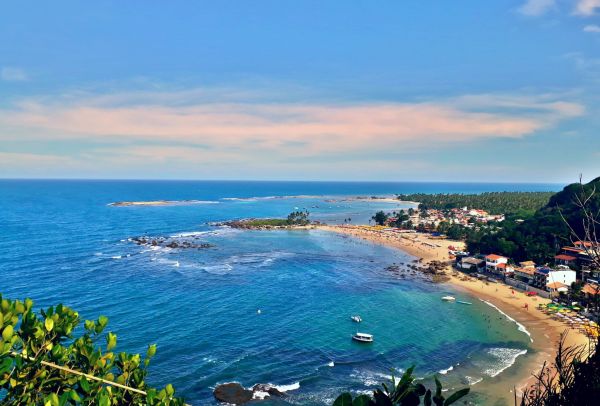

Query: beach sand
[316,225,592,404]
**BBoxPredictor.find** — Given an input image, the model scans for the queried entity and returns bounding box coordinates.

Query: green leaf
[45,318,54,332]
[443,388,470,405]
[107,332,117,351]
[333,393,353,406]
[80,377,90,393]
[352,394,372,406]
[424,389,432,406]
[2,325,13,341]
[373,390,393,406]
[98,315,108,327]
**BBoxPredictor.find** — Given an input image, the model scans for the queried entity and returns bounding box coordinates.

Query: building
[555,253,578,268]
[532,267,576,291]
[513,266,536,284]
[458,256,484,272]
[485,254,509,275]
[546,282,569,295]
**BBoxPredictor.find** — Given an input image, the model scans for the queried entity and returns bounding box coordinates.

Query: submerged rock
[213,382,286,404]
[213,382,253,404]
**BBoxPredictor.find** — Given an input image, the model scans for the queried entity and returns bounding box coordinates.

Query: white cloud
[574,0,600,16]
[583,24,600,32]
[0,67,28,82]
[518,0,556,16]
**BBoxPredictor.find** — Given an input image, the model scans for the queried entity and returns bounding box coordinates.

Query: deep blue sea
[0,180,561,405]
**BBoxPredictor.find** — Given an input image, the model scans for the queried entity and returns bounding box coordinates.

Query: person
[524,303,529,311]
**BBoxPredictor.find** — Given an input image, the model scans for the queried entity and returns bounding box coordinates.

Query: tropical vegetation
[398,192,554,216]
[0,294,183,405]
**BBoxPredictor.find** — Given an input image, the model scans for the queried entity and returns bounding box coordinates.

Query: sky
[1,1,599,183]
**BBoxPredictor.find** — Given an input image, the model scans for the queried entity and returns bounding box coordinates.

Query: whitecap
[111,255,122,259]
[328,361,335,367]
[464,376,483,385]
[482,347,528,377]
[438,365,454,375]
[480,299,533,342]
[272,382,300,392]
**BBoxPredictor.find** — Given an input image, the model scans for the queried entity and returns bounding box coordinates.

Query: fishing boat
[457,300,472,305]
[441,296,456,302]
[352,332,373,343]
[350,315,362,323]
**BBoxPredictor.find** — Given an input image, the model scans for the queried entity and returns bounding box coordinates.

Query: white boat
[352,332,373,343]
[441,296,456,302]
[350,315,362,323]
[457,300,472,305]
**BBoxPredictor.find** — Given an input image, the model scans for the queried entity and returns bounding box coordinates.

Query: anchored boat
[350,315,362,323]
[441,296,456,302]
[352,332,373,343]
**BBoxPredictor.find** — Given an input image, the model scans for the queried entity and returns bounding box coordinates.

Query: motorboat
[441,296,456,302]
[350,315,362,323]
[352,332,373,343]
[457,300,472,305]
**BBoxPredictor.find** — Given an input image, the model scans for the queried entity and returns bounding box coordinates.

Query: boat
[457,300,472,305]
[350,315,362,323]
[441,296,456,302]
[352,332,373,343]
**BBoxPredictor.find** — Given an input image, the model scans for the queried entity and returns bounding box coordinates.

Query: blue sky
[1,0,599,182]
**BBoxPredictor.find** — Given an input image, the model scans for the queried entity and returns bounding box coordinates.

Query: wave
[464,376,483,386]
[328,361,335,367]
[480,299,533,342]
[108,199,219,207]
[438,365,454,375]
[169,227,237,238]
[111,255,122,259]
[483,347,528,377]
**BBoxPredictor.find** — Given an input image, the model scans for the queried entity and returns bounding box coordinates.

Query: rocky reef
[130,236,214,249]
[213,382,286,404]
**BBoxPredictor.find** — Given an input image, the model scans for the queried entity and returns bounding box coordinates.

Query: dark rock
[252,384,285,397]
[214,382,254,404]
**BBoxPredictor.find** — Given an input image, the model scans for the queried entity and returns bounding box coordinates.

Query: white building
[485,254,509,274]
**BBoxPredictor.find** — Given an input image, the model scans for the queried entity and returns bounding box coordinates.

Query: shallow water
[0,180,559,404]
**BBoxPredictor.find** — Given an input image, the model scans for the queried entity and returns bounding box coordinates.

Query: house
[582,283,600,297]
[458,256,484,272]
[485,254,509,274]
[513,266,536,284]
[546,281,569,295]
[532,267,576,291]
[555,254,578,267]
[519,260,536,269]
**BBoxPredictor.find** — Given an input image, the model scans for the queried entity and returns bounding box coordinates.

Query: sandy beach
[317,224,592,403]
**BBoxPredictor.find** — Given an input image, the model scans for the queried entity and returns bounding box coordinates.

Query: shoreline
[315,224,590,404]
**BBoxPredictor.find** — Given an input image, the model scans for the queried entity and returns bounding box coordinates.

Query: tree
[333,366,469,406]
[0,295,184,405]
[287,210,310,225]
[372,211,389,226]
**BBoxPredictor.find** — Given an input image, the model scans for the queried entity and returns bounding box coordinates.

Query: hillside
[466,177,600,264]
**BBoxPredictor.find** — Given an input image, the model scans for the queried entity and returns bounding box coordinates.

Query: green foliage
[372,211,389,226]
[398,192,554,215]
[467,177,600,263]
[287,210,310,225]
[0,294,184,405]
[332,366,469,406]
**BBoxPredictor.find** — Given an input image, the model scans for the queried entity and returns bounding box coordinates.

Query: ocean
[0,180,561,405]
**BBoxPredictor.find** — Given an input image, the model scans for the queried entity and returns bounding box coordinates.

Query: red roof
[496,263,507,269]
[562,247,583,253]
[547,282,568,289]
[486,254,505,260]
[582,283,600,296]
[555,254,577,261]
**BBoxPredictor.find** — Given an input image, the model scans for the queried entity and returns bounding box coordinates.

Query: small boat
[350,315,362,323]
[352,332,373,343]
[441,296,456,302]
[457,300,472,305]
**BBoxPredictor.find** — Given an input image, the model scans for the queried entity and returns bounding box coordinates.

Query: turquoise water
[0,180,559,404]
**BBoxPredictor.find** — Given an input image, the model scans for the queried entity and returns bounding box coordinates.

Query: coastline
[315,225,590,404]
